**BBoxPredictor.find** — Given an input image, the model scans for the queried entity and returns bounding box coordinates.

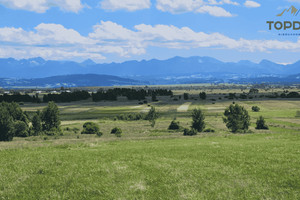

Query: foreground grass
[0,133,299,199]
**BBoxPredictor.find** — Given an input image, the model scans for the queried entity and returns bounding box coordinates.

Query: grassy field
[1,89,300,199]
[0,134,300,199]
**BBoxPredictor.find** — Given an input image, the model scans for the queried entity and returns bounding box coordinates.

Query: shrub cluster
[81,122,101,135]
[115,113,146,121]
[183,128,197,136]
[111,127,122,137]
[252,106,260,112]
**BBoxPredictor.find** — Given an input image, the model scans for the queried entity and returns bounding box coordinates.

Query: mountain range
[0,56,299,87]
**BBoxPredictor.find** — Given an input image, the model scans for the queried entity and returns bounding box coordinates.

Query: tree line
[0,101,60,141]
[43,90,90,103]
[0,93,41,103]
[92,88,173,101]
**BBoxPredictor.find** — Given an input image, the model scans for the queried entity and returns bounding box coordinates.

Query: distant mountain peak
[81,59,96,66]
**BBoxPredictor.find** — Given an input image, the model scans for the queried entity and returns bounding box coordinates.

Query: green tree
[191,108,206,132]
[0,106,14,141]
[2,102,28,123]
[13,121,29,137]
[81,122,101,135]
[168,120,180,130]
[41,101,60,133]
[199,92,207,100]
[183,93,189,100]
[256,116,269,130]
[145,106,159,127]
[32,110,42,135]
[223,104,250,133]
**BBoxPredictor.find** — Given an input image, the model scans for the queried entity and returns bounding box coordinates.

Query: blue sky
[0,0,300,64]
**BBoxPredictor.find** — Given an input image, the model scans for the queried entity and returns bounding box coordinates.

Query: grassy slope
[0,133,299,199]
[1,93,299,199]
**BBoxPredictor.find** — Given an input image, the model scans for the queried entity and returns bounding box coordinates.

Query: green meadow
[1,90,300,199]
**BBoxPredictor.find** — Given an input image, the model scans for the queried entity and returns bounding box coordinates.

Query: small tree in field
[191,108,205,132]
[256,116,269,130]
[199,92,206,100]
[223,104,250,133]
[168,120,180,130]
[183,93,189,100]
[145,106,158,127]
[41,101,60,134]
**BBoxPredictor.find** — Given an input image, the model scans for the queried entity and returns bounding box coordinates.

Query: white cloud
[0,0,84,13]
[244,0,260,8]
[197,5,233,17]
[208,0,239,6]
[0,46,106,61]
[156,0,204,13]
[1,21,300,61]
[0,24,93,45]
[156,0,237,16]
[100,0,151,11]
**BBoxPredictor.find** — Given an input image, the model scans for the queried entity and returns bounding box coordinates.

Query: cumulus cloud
[156,0,238,16]
[100,0,151,11]
[244,0,261,8]
[1,21,300,61]
[197,6,233,17]
[0,0,84,13]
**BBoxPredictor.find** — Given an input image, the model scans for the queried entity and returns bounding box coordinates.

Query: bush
[96,131,103,137]
[191,108,205,132]
[252,106,260,112]
[183,128,197,136]
[256,116,269,130]
[223,104,250,133]
[111,127,122,137]
[81,122,101,135]
[204,128,215,133]
[168,120,180,130]
[111,127,122,134]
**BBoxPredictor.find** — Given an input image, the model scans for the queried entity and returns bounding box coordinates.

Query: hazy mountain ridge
[0,56,299,78]
[0,56,299,87]
[0,74,142,88]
